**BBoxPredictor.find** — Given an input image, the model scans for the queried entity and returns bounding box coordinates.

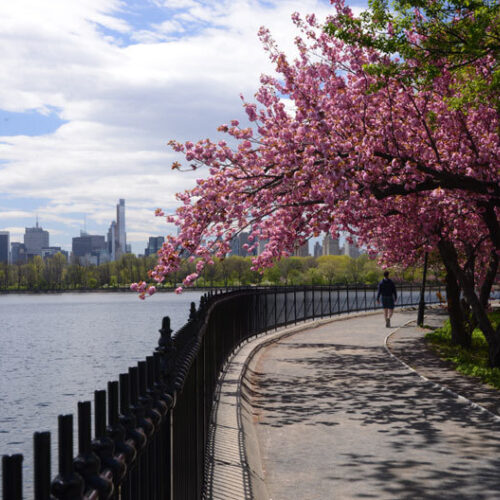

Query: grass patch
[425,310,500,390]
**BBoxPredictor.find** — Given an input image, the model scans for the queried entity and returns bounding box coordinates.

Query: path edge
[384,323,500,423]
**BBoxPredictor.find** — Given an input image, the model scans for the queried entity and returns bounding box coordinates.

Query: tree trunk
[443,267,470,348]
[479,250,499,309]
[438,239,500,366]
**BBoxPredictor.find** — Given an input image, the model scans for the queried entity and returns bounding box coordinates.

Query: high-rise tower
[0,231,10,263]
[115,199,127,258]
[323,233,341,256]
[344,235,361,258]
[24,219,49,257]
[107,221,116,261]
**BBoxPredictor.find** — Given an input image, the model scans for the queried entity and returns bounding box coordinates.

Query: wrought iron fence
[1,284,444,499]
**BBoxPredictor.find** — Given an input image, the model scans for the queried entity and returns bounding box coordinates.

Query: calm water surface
[0,291,203,493]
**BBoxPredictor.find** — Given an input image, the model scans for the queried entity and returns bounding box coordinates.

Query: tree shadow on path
[248,339,500,499]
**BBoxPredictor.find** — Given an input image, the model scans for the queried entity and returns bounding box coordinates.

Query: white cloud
[0,210,33,219]
[0,0,350,253]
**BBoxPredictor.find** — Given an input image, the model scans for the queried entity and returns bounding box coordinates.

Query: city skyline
[1,222,362,264]
[0,0,365,255]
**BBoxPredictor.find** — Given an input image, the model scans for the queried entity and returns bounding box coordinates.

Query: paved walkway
[205,309,500,500]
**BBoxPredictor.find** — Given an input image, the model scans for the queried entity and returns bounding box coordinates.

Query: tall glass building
[0,231,10,263]
[116,199,126,258]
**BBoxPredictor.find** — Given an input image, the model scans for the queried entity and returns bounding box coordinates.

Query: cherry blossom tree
[134,2,499,364]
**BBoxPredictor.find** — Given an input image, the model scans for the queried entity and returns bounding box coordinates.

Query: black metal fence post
[417,252,429,326]
[274,288,278,329]
[74,401,113,498]
[2,454,22,500]
[93,389,124,499]
[294,287,297,324]
[51,414,84,499]
[34,432,50,500]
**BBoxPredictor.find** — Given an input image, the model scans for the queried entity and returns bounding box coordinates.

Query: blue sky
[0,0,365,254]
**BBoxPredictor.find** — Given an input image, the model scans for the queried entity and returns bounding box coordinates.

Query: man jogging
[377,271,397,327]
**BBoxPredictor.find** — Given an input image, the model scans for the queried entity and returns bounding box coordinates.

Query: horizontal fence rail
[1,284,444,499]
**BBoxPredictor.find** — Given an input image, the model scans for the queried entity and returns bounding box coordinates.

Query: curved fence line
[1,284,444,499]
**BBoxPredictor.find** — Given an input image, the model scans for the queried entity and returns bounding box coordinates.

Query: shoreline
[0,287,213,295]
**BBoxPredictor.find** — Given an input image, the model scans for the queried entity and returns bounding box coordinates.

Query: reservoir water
[0,291,203,493]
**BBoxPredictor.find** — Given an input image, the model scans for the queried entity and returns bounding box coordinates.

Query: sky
[0,0,366,255]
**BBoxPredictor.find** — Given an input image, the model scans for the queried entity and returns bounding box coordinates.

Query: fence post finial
[189,302,197,321]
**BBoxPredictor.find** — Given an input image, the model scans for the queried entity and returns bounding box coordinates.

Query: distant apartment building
[72,232,108,265]
[292,242,309,257]
[322,233,341,256]
[41,247,68,261]
[230,232,257,257]
[313,241,322,258]
[257,238,268,256]
[344,235,361,259]
[0,231,10,264]
[24,221,49,258]
[145,236,164,257]
[11,242,27,264]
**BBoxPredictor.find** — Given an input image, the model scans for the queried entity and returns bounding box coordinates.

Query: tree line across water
[0,252,438,291]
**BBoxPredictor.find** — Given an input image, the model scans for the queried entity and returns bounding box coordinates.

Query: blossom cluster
[132,1,499,295]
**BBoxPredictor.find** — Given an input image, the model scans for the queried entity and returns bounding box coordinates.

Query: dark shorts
[381,296,395,309]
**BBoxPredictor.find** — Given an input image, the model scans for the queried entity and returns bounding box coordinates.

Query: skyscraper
[344,235,361,258]
[72,232,108,265]
[145,236,164,257]
[292,242,309,257]
[313,241,322,258]
[107,221,116,261]
[323,233,341,255]
[11,242,27,264]
[24,220,49,257]
[0,231,10,263]
[230,232,257,257]
[115,199,127,258]
[257,238,269,256]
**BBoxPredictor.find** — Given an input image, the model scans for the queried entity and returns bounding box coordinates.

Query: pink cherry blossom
[132,1,499,360]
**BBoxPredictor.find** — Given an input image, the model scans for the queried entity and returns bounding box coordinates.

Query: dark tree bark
[438,239,500,366]
[443,264,470,348]
[479,250,499,309]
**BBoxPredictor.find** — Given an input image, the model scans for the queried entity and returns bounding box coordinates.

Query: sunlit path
[208,310,500,499]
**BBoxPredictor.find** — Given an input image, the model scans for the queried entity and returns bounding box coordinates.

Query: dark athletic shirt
[377,278,397,300]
